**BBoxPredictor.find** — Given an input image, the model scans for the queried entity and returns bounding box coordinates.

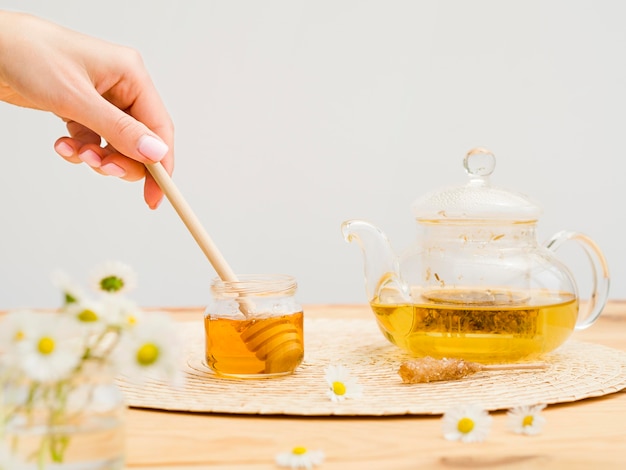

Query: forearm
[0,10,49,109]
[0,10,19,103]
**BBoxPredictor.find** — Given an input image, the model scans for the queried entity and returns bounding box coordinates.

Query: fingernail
[138,135,168,162]
[78,149,102,168]
[101,163,126,177]
[55,142,74,158]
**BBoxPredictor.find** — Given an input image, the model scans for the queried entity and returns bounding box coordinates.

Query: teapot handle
[545,230,610,330]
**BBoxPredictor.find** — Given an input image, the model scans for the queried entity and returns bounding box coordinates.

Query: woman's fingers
[54,137,82,164]
[66,120,102,146]
[54,121,103,164]
[58,141,148,182]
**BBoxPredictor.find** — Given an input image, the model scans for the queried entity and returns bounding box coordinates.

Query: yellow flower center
[292,446,307,455]
[78,309,99,322]
[14,330,25,342]
[37,337,56,355]
[136,343,160,366]
[332,381,347,396]
[522,415,534,427]
[127,315,137,326]
[457,417,475,434]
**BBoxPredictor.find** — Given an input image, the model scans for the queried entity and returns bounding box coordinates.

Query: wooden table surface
[125,302,626,470]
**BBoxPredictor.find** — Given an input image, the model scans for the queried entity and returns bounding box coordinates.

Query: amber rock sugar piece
[398,356,483,384]
[398,357,547,384]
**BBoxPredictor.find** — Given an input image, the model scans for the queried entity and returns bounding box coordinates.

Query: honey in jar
[204,274,304,378]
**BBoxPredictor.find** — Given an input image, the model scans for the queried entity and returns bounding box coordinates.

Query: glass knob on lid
[411,148,542,222]
[464,147,496,185]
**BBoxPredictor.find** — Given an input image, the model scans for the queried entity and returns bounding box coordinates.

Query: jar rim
[210,274,297,296]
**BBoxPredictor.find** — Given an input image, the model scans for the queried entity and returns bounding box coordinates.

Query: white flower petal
[51,269,86,304]
[100,295,143,328]
[91,383,125,413]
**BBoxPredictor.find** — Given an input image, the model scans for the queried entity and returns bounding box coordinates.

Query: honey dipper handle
[146,162,251,314]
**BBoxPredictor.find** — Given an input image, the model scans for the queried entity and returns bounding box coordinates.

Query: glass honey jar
[204,274,304,378]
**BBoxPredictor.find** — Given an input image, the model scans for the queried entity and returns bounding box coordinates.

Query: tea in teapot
[343,148,609,363]
[370,286,577,362]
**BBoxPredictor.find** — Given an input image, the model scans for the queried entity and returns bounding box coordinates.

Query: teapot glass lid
[411,148,542,222]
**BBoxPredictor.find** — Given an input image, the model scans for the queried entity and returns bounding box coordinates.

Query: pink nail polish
[138,135,168,162]
[55,142,74,158]
[101,163,126,177]
[78,149,102,168]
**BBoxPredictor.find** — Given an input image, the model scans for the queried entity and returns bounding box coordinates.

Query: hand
[0,11,174,209]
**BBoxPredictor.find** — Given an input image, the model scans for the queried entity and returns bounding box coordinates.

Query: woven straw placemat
[116,318,626,416]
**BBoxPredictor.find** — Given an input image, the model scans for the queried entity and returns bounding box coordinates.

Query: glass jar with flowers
[0,261,182,469]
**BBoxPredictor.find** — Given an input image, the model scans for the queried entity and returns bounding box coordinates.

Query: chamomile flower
[0,310,37,351]
[62,299,119,357]
[507,404,547,435]
[114,311,183,385]
[90,260,137,295]
[101,294,144,329]
[275,446,325,469]
[16,316,84,382]
[442,404,492,443]
[51,269,86,305]
[64,298,109,332]
[324,364,363,402]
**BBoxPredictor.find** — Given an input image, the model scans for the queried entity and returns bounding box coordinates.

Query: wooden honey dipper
[146,163,302,374]
[239,317,303,374]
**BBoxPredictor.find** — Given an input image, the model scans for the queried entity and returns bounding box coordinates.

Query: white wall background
[1,1,624,310]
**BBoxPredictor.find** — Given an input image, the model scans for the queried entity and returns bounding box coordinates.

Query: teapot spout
[341,219,403,301]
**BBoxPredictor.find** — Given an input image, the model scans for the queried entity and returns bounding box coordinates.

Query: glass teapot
[341,148,610,363]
